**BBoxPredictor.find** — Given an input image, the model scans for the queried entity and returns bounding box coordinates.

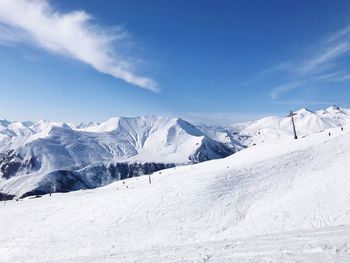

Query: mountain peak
[0,119,11,127]
[326,105,341,112]
[292,108,314,117]
[295,108,313,114]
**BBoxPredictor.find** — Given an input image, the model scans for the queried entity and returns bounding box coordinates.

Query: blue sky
[1,0,350,124]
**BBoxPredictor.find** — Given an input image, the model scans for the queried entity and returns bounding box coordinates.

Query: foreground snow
[1,124,350,262]
[3,225,348,262]
[40,226,349,262]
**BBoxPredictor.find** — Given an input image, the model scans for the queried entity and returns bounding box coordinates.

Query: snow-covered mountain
[0,116,234,198]
[2,105,350,199]
[1,120,350,262]
[199,105,350,147]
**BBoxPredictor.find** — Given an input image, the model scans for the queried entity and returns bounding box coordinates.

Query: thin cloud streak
[299,42,350,74]
[317,70,350,82]
[244,23,350,100]
[0,0,158,91]
[293,24,350,78]
[298,24,350,75]
[270,81,303,100]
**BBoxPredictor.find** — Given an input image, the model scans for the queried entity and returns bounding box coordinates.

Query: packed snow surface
[1,123,350,262]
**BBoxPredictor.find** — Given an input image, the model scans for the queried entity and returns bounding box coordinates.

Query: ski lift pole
[148,173,152,184]
[288,111,298,140]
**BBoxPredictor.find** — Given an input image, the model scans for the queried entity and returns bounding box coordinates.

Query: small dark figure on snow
[341,127,344,131]
[328,132,331,136]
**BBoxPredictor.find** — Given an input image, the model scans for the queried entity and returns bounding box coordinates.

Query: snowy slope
[237,106,350,146]
[0,116,233,198]
[199,105,350,147]
[1,123,350,262]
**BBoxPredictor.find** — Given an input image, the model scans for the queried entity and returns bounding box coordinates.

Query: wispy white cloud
[317,70,350,82]
[316,70,347,80]
[298,28,350,74]
[270,81,303,100]
[244,23,350,100]
[240,63,290,87]
[0,0,158,91]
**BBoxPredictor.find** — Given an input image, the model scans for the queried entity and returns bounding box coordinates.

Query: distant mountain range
[1,105,349,199]
[0,116,233,199]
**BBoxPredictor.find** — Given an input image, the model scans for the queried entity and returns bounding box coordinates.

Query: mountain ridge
[0,116,234,198]
[1,106,350,199]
